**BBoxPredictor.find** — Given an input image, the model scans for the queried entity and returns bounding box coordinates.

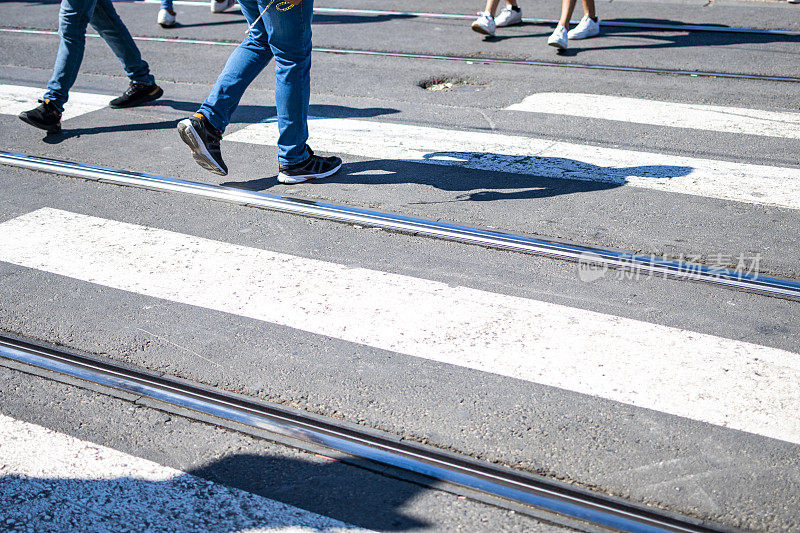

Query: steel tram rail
[0,334,730,533]
[3,150,800,301]
[1,28,797,83]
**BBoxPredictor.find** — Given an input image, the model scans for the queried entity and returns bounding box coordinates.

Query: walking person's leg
[180,0,340,181]
[580,0,596,21]
[18,0,96,133]
[158,0,177,27]
[567,0,599,40]
[547,0,577,49]
[45,0,96,112]
[264,0,313,166]
[178,0,274,175]
[89,0,162,107]
[471,0,501,36]
[265,0,341,183]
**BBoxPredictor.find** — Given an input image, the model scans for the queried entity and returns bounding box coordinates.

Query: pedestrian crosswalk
[3,82,797,212]
[1,208,798,446]
[0,84,109,121]
[506,93,800,139]
[0,414,365,531]
[225,115,800,211]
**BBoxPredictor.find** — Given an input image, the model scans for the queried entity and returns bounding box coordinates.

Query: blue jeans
[160,0,173,10]
[198,0,313,165]
[44,0,155,112]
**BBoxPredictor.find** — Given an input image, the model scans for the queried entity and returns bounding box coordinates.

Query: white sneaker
[547,25,568,49]
[495,6,522,27]
[567,15,600,39]
[470,12,496,36]
[210,0,236,13]
[157,8,176,27]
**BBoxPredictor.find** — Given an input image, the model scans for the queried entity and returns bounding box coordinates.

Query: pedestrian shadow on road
[475,18,800,52]
[40,119,182,145]
[223,151,693,202]
[156,14,247,30]
[154,99,400,124]
[37,103,398,143]
[312,12,415,25]
[576,19,800,54]
[0,452,430,531]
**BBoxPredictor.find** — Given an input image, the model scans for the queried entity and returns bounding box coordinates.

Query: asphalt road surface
[1,0,799,530]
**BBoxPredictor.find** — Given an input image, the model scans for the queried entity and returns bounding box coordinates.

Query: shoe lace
[123,82,147,96]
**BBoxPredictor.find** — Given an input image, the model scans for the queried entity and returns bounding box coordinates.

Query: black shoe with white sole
[177,113,228,176]
[18,99,62,133]
[277,148,342,184]
[109,82,163,108]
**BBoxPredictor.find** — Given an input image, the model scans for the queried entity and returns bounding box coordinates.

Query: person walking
[547,0,599,50]
[178,0,341,183]
[19,0,162,134]
[471,0,522,37]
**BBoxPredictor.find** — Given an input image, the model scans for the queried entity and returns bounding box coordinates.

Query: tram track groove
[0,334,733,533]
[1,27,797,83]
[2,150,800,300]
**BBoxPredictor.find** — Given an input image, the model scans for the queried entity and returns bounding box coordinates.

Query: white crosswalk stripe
[1,208,799,445]
[0,414,366,531]
[0,84,109,121]
[225,117,800,211]
[506,93,800,139]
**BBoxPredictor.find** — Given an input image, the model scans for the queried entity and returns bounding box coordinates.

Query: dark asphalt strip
[1,28,797,83]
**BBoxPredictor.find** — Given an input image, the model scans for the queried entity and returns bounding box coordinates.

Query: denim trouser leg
[267,0,313,164]
[198,0,313,165]
[198,0,274,136]
[160,0,173,10]
[90,0,154,85]
[44,0,153,111]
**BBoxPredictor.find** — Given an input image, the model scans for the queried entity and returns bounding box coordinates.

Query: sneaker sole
[567,30,600,40]
[18,114,61,134]
[496,18,522,27]
[277,160,342,184]
[109,86,164,109]
[548,41,567,50]
[470,23,494,36]
[177,120,228,176]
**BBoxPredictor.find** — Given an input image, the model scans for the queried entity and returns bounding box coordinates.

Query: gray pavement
[1,0,799,531]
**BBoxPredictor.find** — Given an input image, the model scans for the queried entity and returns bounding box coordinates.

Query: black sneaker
[18,99,62,133]
[277,148,342,184]
[109,82,163,108]
[177,113,228,176]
